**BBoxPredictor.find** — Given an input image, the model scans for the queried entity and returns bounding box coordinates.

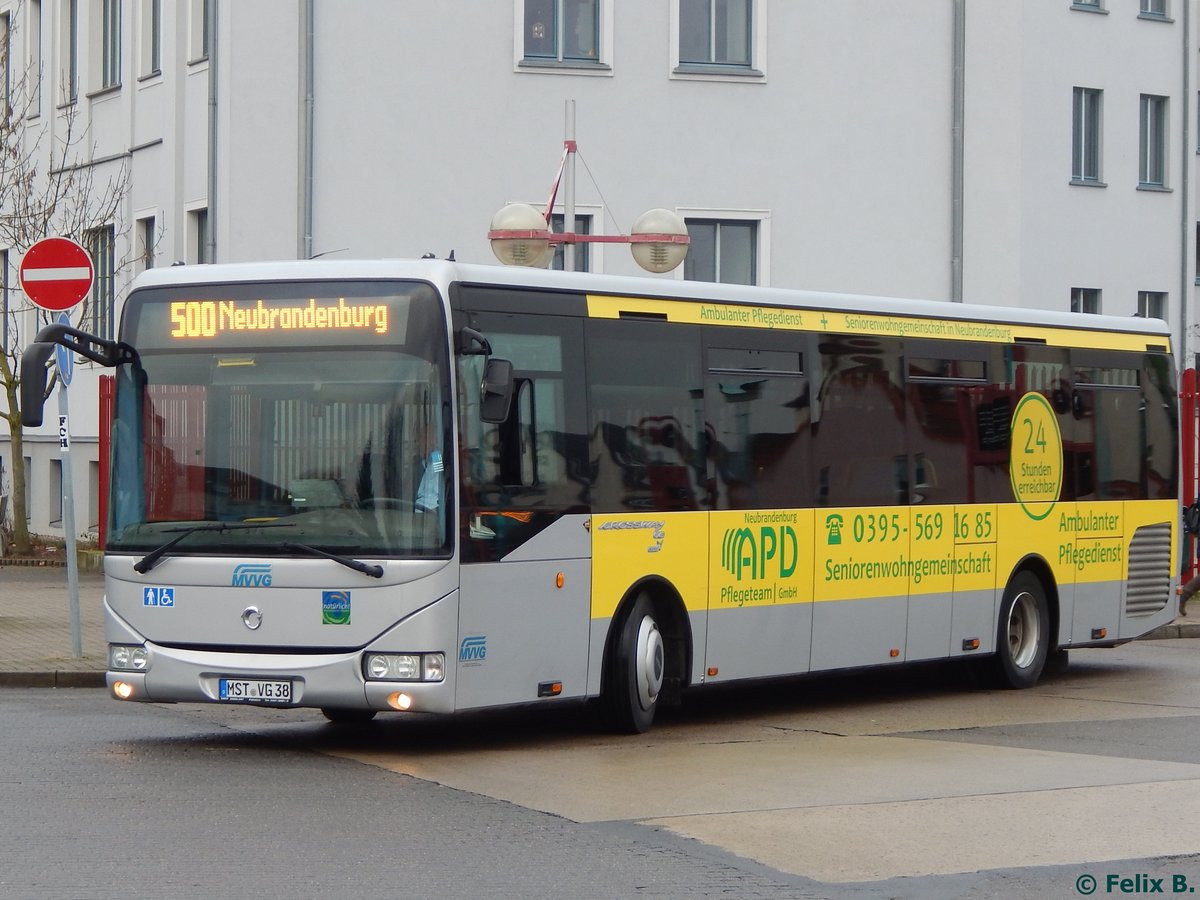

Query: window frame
[676,209,769,286]
[85,224,116,340]
[514,0,613,75]
[1071,287,1102,314]
[0,249,9,353]
[1071,86,1104,185]
[99,0,121,90]
[1139,94,1169,188]
[138,0,161,78]
[670,0,765,82]
[1139,0,1170,19]
[27,0,43,116]
[1136,290,1167,320]
[549,211,594,273]
[59,0,79,105]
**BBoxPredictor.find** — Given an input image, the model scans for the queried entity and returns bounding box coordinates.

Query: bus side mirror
[20,342,55,427]
[480,358,514,424]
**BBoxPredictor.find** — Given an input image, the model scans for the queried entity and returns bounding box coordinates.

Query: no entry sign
[19,237,94,311]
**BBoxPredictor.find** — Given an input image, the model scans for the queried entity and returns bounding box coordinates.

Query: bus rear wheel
[992,571,1050,689]
[604,593,664,734]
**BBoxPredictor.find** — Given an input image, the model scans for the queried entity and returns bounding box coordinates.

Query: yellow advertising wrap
[587,295,1164,352]
[590,512,709,619]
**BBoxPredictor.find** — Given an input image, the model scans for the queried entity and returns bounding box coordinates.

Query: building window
[0,250,9,352]
[523,0,598,63]
[100,0,121,89]
[1071,287,1101,314]
[60,0,78,103]
[550,213,591,272]
[1139,94,1168,187]
[49,458,62,526]
[679,0,751,67]
[1071,0,1103,9]
[139,0,160,76]
[1072,87,1102,183]
[138,215,155,271]
[1137,290,1166,319]
[189,0,209,62]
[684,218,757,285]
[189,208,208,263]
[1,14,11,115]
[28,1,43,113]
[85,225,115,339]
[1195,222,1200,282]
[1139,0,1168,17]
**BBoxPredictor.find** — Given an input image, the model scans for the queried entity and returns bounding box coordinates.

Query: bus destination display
[169,297,391,339]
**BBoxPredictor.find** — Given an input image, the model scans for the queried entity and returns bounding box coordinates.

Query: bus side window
[455,311,588,561]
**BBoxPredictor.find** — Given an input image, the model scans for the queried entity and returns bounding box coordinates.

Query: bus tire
[604,593,664,734]
[321,707,377,725]
[992,571,1050,689]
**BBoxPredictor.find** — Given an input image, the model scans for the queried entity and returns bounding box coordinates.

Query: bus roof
[129,258,1172,342]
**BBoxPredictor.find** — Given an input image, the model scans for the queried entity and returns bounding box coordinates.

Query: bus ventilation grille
[1124,522,1172,617]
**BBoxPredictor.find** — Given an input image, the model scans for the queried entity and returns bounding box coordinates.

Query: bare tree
[0,21,132,555]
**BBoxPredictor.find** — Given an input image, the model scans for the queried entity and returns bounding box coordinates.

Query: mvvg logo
[722,526,798,580]
[459,635,487,663]
[232,564,273,587]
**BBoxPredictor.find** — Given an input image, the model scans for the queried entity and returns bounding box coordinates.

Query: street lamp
[489,134,689,273]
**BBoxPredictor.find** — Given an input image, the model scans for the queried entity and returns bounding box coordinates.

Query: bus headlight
[109,644,149,671]
[363,652,445,682]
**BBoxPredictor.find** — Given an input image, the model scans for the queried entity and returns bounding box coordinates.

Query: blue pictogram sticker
[143,586,175,607]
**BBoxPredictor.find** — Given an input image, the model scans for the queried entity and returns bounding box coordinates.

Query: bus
[22,259,1179,732]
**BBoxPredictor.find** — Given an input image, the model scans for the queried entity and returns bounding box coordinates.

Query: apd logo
[721,526,799,580]
[231,563,272,587]
[459,635,487,665]
[321,590,351,625]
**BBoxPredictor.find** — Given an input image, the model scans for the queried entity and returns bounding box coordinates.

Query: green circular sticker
[1009,392,1063,520]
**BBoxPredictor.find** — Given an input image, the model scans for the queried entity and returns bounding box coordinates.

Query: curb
[1142,620,1200,640]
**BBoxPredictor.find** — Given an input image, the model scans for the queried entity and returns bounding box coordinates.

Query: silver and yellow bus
[23,260,1179,732]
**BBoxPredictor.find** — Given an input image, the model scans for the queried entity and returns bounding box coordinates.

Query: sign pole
[55,311,81,657]
[22,240,95,659]
[58,388,82,658]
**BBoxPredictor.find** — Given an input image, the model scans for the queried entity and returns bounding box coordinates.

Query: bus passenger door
[453,308,592,711]
[809,334,911,672]
[1067,351,1142,643]
[703,337,815,681]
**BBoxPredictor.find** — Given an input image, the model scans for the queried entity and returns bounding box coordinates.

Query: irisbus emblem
[232,564,273,587]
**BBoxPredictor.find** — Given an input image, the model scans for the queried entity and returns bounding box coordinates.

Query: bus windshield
[106,280,451,558]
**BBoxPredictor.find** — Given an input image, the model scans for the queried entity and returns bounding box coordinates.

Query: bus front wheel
[604,593,664,734]
[992,571,1050,689]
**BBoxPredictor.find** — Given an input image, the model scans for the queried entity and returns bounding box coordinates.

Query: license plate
[218,678,293,704]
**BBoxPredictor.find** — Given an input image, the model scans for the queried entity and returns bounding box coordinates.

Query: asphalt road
[3,640,1200,899]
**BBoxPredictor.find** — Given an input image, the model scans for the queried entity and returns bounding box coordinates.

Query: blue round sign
[54,311,73,387]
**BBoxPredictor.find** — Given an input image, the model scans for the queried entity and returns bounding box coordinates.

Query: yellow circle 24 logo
[1009,392,1064,520]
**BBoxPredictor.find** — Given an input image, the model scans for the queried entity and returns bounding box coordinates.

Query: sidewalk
[0,562,1196,689]
[0,564,106,686]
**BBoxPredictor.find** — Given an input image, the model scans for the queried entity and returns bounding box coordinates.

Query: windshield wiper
[282,542,384,579]
[133,522,296,574]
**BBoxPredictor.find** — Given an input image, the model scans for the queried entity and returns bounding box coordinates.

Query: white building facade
[1,0,1197,540]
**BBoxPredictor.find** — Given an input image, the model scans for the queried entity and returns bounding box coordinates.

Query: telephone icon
[825,514,844,545]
